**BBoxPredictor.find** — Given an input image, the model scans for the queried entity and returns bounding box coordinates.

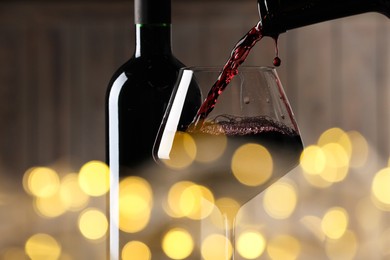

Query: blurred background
[0,0,390,259]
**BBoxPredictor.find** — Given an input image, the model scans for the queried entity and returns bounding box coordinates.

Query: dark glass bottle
[106,0,184,174]
[258,0,390,36]
[106,0,200,258]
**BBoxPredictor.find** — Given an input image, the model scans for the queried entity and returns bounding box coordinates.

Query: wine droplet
[272,35,281,67]
[244,97,250,104]
[273,56,281,67]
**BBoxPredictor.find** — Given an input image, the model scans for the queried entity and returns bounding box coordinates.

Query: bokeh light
[348,131,369,168]
[301,128,354,187]
[267,234,301,260]
[78,160,109,197]
[319,143,350,183]
[263,181,298,219]
[316,128,369,168]
[34,192,67,218]
[119,176,153,233]
[300,145,326,175]
[162,132,197,169]
[237,231,266,259]
[59,173,89,211]
[166,181,214,220]
[25,233,61,260]
[231,143,273,186]
[122,241,151,260]
[371,167,390,211]
[166,181,194,218]
[23,167,60,198]
[162,228,194,259]
[321,207,349,239]
[318,128,350,153]
[78,208,108,240]
[201,234,232,260]
[181,184,214,220]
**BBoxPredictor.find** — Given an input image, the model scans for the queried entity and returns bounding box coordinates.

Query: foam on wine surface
[196,115,297,137]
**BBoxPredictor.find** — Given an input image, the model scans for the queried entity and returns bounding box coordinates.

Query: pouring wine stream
[191,21,280,129]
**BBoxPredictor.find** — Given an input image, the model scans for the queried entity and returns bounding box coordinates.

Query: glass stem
[222,211,236,259]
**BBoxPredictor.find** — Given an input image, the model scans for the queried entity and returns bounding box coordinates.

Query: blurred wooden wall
[0,0,389,178]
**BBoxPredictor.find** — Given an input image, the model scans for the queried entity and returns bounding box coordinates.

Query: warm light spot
[162,228,194,259]
[120,176,153,203]
[319,143,349,183]
[59,173,89,211]
[166,181,194,217]
[162,132,197,169]
[23,167,60,198]
[237,231,266,259]
[231,143,273,186]
[166,181,214,219]
[78,208,108,240]
[347,131,368,168]
[2,247,26,260]
[181,184,215,220]
[300,145,326,175]
[78,160,109,197]
[201,234,232,260]
[372,167,390,211]
[25,233,61,260]
[122,241,151,260]
[119,176,153,233]
[321,207,349,239]
[337,132,352,159]
[267,234,301,260]
[195,134,227,163]
[212,197,240,230]
[321,143,349,168]
[325,230,358,260]
[317,127,346,147]
[34,192,67,218]
[263,181,297,219]
[119,198,150,233]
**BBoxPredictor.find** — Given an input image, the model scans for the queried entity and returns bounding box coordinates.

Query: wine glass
[153,66,303,259]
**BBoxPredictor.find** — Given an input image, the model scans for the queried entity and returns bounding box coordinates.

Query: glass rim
[179,66,277,72]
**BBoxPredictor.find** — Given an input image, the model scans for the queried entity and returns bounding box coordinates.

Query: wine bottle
[258,0,390,36]
[106,0,185,173]
[106,0,201,258]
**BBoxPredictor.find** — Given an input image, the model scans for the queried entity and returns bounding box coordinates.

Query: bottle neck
[259,0,390,36]
[134,24,173,57]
